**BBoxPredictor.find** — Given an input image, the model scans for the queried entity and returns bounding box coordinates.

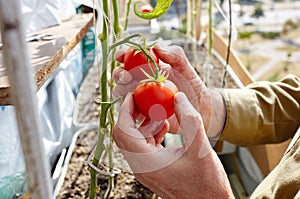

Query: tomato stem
[123,0,132,31]
[109,33,142,51]
[127,41,160,80]
[112,0,121,36]
[106,1,122,195]
[208,0,213,56]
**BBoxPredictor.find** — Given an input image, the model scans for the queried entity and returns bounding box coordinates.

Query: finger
[114,95,181,174]
[113,94,151,152]
[114,48,128,63]
[136,117,162,146]
[112,80,138,99]
[137,118,163,136]
[166,114,179,134]
[153,45,192,72]
[114,94,165,149]
[154,121,170,145]
[136,117,169,142]
[112,66,133,84]
[174,92,212,158]
[115,93,137,131]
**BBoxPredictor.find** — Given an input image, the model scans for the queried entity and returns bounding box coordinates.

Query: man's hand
[112,45,226,138]
[113,92,234,199]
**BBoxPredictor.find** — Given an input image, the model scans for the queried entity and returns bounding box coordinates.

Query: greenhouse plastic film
[0,40,95,198]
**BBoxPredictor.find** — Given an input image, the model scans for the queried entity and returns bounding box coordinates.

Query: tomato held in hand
[123,48,159,81]
[133,80,178,121]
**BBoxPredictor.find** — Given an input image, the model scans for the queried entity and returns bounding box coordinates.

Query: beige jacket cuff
[220,88,264,146]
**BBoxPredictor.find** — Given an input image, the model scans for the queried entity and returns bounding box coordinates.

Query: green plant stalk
[105,41,116,199]
[112,0,121,35]
[88,0,171,197]
[187,0,197,64]
[193,0,200,39]
[208,0,213,56]
[191,0,198,63]
[190,0,195,39]
[186,0,192,37]
[109,33,142,51]
[124,0,132,31]
[105,0,122,197]
[92,35,147,199]
[187,0,196,39]
[222,0,232,88]
[89,0,109,198]
[104,110,115,199]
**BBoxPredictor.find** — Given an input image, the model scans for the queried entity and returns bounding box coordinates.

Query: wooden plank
[212,30,254,85]
[0,13,94,105]
[265,140,291,172]
[228,174,248,199]
[0,76,9,105]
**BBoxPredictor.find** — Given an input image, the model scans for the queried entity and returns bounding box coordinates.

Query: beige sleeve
[220,74,300,146]
[250,129,300,198]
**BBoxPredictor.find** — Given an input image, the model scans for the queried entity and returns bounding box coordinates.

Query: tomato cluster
[122,47,177,122]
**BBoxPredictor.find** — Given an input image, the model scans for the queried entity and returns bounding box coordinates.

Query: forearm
[219,74,300,146]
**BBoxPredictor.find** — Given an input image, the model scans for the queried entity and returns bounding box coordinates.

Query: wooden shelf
[0,13,94,105]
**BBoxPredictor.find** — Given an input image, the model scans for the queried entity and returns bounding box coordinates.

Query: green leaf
[134,0,173,19]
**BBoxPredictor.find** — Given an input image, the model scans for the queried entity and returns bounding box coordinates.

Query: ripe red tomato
[123,48,159,81]
[133,80,178,121]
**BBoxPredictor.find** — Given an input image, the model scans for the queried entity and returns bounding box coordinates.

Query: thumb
[174,92,212,158]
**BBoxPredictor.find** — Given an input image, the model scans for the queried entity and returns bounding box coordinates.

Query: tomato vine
[88,1,173,198]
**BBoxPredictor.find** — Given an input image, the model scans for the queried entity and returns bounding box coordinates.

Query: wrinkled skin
[113,92,234,199]
[112,45,232,198]
[113,45,226,138]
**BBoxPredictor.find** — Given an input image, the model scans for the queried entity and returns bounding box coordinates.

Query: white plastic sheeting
[0,42,86,198]
[0,0,98,197]
[21,0,76,34]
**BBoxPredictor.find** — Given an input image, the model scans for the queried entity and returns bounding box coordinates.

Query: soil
[56,64,156,199]
[56,42,238,199]
[56,59,161,198]
[56,129,154,199]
